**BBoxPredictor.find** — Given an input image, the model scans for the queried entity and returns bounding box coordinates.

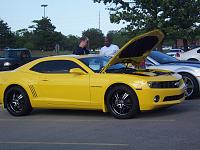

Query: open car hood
[100,30,164,73]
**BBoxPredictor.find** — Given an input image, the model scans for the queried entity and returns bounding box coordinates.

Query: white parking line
[0,141,129,147]
[136,119,176,122]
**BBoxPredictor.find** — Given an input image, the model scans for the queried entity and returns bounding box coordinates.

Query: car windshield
[149,51,178,64]
[79,56,126,73]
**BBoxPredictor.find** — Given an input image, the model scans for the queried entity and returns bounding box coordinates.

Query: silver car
[147,51,200,99]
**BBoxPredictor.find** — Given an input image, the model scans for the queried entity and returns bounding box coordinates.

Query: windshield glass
[3,51,21,58]
[79,56,126,73]
[149,51,178,64]
[2,50,30,58]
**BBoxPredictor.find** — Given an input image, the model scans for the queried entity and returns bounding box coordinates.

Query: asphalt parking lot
[0,99,200,150]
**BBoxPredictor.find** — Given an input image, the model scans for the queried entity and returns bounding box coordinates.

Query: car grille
[148,80,181,88]
[163,93,185,101]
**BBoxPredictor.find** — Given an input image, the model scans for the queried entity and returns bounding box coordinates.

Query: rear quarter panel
[0,71,39,106]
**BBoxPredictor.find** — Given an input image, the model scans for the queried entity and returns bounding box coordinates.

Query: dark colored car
[0,48,40,71]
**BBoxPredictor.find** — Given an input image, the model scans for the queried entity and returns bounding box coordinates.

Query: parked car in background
[166,49,184,57]
[0,48,40,71]
[147,51,200,99]
[176,47,200,61]
[162,46,172,51]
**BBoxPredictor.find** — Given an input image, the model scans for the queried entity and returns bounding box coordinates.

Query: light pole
[99,10,101,30]
[41,4,48,18]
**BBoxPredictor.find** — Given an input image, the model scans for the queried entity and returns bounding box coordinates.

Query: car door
[30,59,90,107]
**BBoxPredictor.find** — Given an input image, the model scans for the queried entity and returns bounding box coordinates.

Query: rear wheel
[180,73,199,99]
[5,86,32,116]
[106,85,140,119]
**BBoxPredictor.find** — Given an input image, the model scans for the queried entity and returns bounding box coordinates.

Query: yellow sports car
[0,30,186,119]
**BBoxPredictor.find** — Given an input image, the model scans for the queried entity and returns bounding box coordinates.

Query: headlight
[4,62,11,66]
[132,81,147,89]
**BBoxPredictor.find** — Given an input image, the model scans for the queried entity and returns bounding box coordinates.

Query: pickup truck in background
[0,48,40,71]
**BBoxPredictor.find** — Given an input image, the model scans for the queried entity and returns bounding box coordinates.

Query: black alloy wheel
[106,85,140,119]
[5,86,32,116]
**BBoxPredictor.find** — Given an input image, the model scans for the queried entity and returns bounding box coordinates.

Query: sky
[0,0,125,36]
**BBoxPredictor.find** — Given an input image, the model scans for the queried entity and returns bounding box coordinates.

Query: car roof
[50,54,101,59]
[16,54,100,73]
[4,48,28,51]
[17,54,103,70]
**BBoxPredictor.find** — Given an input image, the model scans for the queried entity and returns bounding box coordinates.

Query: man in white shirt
[100,36,119,57]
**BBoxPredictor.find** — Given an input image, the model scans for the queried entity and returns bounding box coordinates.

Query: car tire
[106,85,140,119]
[180,73,199,99]
[5,86,32,116]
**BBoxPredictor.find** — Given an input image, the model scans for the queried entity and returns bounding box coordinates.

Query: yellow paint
[0,30,185,113]
[0,59,186,112]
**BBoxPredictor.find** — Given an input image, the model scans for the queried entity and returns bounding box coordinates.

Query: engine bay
[106,67,173,77]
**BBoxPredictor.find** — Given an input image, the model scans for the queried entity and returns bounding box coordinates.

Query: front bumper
[135,84,186,110]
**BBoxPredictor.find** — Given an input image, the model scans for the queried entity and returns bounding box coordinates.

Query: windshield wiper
[107,67,126,71]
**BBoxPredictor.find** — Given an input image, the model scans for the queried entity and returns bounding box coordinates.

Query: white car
[147,51,200,99]
[166,49,184,57]
[176,47,200,61]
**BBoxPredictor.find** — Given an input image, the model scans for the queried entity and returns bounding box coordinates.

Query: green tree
[0,19,15,49]
[163,0,200,50]
[82,28,104,50]
[31,18,63,50]
[14,29,35,49]
[107,29,134,48]
[62,35,79,51]
[94,0,200,51]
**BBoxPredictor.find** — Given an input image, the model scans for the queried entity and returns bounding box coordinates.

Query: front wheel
[106,85,140,119]
[180,73,199,99]
[5,86,32,116]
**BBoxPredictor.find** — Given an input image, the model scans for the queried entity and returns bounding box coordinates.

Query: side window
[21,51,31,58]
[30,60,81,73]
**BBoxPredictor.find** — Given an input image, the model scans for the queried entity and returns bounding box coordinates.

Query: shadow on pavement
[29,101,194,119]
[1,98,199,119]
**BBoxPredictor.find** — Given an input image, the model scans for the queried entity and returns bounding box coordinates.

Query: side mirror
[69,68,87,75]
[197,49,200,53]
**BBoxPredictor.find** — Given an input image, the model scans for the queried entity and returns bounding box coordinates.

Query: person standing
[100,36,119,57]
[73,36,90,55]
